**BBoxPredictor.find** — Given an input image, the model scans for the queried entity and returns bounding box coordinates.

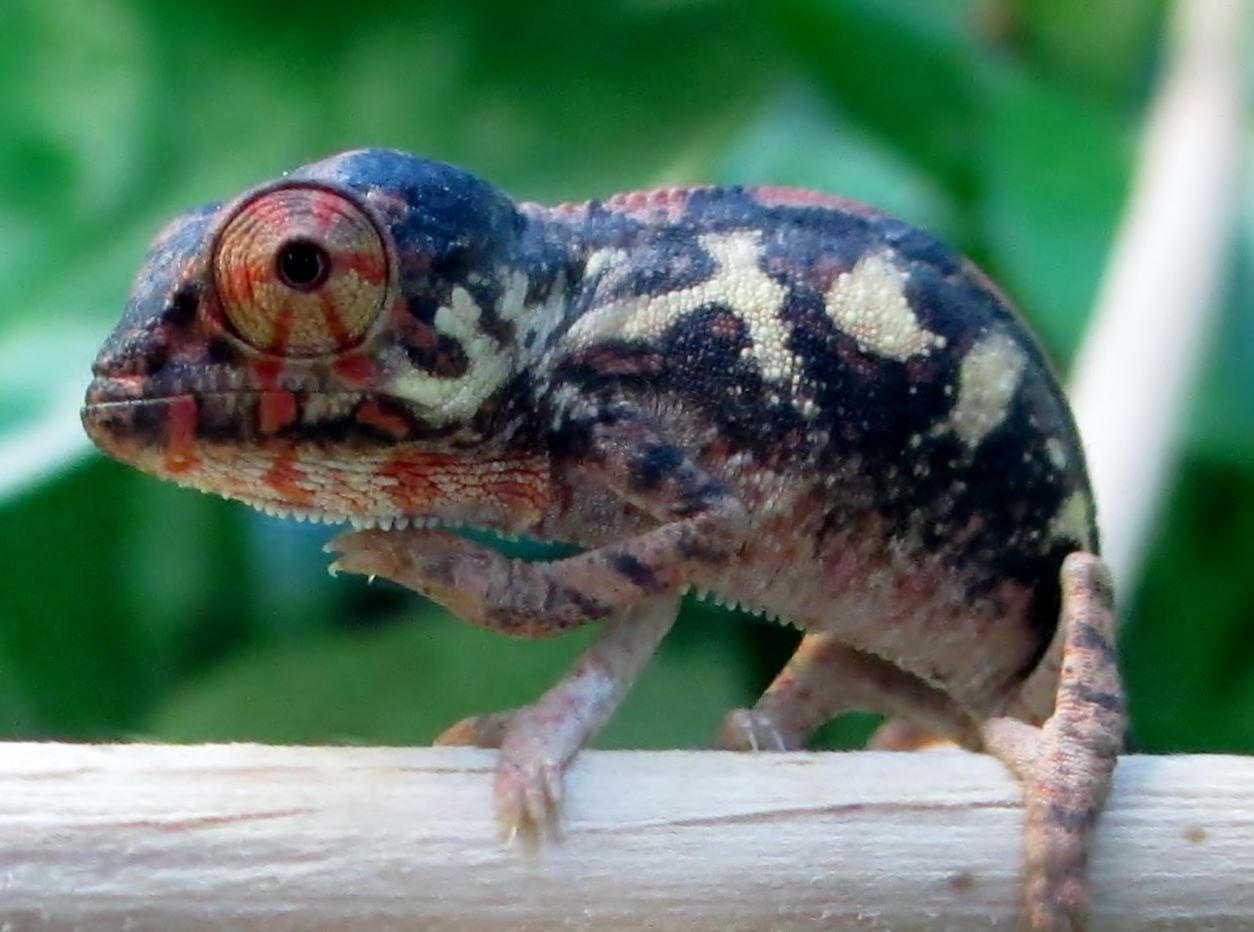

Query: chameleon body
[83,149,1124,930]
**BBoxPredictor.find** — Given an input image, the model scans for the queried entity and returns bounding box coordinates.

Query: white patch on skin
[500,269,567,351]
[568,231,801,383]
[1045,436,1069,471]
[583,247,632,292]
[1047,490,1093,550]
[390,286,510,421]
[387,270,566,425]
[943,329,1028,447]
[825,253,944,361]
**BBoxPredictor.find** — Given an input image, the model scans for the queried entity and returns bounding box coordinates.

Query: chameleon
[82,148,1124,930]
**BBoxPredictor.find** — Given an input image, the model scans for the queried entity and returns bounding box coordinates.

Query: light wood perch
[0,743,1250,930]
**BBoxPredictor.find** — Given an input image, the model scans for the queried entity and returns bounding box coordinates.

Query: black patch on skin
[542,583,612,624]
[1072,623,1116,662]
[205,336,236,365]
[162,284,200,328]
[669,479,729,518]
[1070,684,1124,714]
[1046,802,1100,835]
[559,199,648,252]
[878,218,963,277]
[609,553,663,592]
[404,332,469,379]
[472,372,544,448]
[675,530,733,564]
[401,287,451,327]
[598,230,717,304]
[632,443,684,490]
[757,212,875,292]
[461,274,516,347]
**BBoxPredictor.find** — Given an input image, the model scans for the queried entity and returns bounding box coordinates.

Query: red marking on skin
[535,187,702,225]
[606,187,693,213]
[373,452,549,520]
[253,357,285,390]
[320,295,351,348]
[267,303,294,355]
[258,390,299,434]
[379,457,444,508]
[309,190,346,233]
[262,451,315,507]
[164,396,200,474]
[356,400,410,439]
[749,186,886,220]
[339,248,387,284]
[332,353,375,384]
[387,295,413,326]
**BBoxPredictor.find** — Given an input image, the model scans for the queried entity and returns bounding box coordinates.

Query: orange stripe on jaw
[164,395,201,474]
[356,400,410,439]
[259,390,299,433]
[253,357,285,390]
[262,451,315,508]
[332,352,375,384]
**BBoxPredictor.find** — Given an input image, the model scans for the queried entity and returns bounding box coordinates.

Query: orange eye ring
[212,184,389,357]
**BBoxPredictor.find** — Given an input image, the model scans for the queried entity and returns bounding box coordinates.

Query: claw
[494,754,566,848]
[714,707,791,752]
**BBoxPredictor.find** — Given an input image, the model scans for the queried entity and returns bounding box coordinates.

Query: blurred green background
[1,0,1251,753]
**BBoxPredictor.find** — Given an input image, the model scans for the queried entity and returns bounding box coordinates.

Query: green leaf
[1001,0,1164,105]
[150,605,747,748]
[977,72,1131,361]
[1187,220,1254,466]
[714,89,959,238]
[770,0,989,194]
[1123,459,1254,752]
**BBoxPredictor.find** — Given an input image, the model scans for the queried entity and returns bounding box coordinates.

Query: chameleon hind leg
[714,632,980,751]
[438,595,680,844]
[979,552,1124,932]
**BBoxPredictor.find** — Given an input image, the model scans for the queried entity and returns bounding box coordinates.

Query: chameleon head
[82,149,552,532]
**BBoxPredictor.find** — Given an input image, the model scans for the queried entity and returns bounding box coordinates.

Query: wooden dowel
[0,743,1249,930]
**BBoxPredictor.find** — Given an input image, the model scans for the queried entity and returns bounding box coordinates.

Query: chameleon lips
[212,185,389,358]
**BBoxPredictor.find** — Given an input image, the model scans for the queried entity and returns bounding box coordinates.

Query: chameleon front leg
[440,596,679,842]
[328,404,745,840]
[327,406,748,633]
[980,552,1124,932]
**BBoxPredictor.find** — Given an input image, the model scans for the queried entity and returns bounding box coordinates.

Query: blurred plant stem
[1070,0,1247,592]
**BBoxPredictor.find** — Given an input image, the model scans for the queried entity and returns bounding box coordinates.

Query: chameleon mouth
[82,379,544,537]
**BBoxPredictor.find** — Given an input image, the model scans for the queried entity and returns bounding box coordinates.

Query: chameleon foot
[433,707,567,844]
[449,597,680,846]
[493,713,569,845]
[982,552,1124,932]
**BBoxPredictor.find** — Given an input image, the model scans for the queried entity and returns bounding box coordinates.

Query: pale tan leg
[714,632,980,751]
[437,595,680,845]
[980,552,1124,932]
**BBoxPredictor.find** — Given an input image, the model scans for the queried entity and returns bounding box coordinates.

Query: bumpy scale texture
[83,149,1124,931]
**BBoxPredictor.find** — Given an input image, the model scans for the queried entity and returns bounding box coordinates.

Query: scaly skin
[82,148,1124,930]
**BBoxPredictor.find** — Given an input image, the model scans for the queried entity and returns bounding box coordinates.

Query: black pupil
[276,239,330,291]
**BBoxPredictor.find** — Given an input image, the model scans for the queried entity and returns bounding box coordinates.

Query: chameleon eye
[212,185,388,357]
